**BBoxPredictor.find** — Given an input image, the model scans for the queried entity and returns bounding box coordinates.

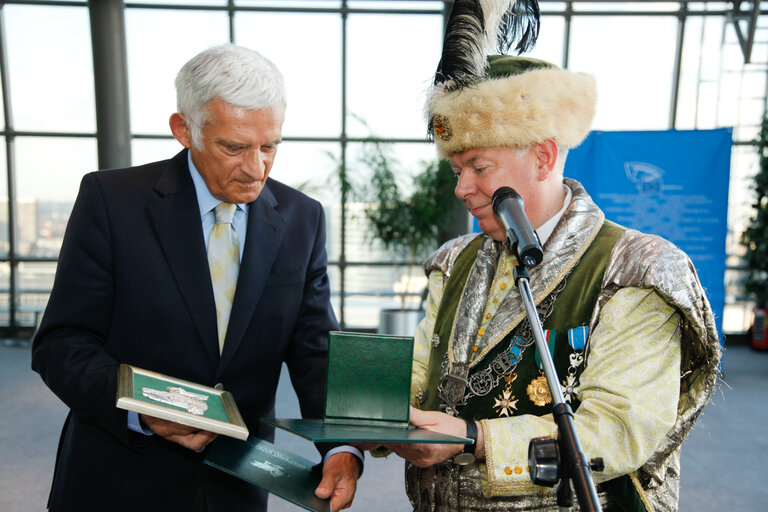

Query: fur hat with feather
[427,0,597,158]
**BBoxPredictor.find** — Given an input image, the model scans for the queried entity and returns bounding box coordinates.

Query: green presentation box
[263,331,470,445]
[116,364,249,440]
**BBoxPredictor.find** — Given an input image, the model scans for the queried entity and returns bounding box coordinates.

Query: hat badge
[433,115,453,141]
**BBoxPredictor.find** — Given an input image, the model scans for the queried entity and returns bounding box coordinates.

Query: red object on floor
[751,308,768,350]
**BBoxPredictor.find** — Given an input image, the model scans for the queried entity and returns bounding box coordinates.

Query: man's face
[451,146,545,242]
[174,98,284,204]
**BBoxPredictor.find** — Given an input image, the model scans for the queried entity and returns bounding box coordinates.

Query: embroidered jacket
[408,179,720,512]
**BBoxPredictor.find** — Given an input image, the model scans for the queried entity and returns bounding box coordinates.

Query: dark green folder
[262,331,470,444]
[204,436,331,512]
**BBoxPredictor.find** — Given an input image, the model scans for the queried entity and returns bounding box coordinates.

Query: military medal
[526,375,551,406]
[562,374,577,403]
[561,326,588,403]
[527,330,556,406]
[494,373,519,417]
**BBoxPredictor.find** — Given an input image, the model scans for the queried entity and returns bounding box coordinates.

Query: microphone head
[491,185,543,267]
[492,186,522,215]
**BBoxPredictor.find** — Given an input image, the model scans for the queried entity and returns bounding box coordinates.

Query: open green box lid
[262,331,470,444]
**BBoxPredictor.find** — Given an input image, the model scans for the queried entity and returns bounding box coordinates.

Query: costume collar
[448,178,605,368]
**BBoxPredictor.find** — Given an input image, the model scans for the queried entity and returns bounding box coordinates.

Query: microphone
[491,187,543,268]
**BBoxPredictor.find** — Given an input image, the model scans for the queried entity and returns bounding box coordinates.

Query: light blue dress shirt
[187,153,248,261]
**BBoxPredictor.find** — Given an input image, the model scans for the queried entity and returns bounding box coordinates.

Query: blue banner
[565,129,732,337]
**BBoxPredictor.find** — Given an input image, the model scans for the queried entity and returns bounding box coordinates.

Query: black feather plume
[432,0,540,90]
[433,0,487,89]
[498,0,540,54]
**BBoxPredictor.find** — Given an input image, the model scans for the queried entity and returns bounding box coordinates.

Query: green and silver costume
[407,179,720,512]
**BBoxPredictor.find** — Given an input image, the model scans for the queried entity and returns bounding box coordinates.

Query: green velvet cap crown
[485,54,556,77]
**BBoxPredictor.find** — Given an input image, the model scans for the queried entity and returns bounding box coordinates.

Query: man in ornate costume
[380,1,721,511]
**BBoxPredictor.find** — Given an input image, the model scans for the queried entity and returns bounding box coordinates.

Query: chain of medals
[438,275,568,416]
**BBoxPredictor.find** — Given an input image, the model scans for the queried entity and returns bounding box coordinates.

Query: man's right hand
[139,414,218,451]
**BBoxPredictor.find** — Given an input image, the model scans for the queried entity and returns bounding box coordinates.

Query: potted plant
[356,138,458,335]
[741,114,768,350]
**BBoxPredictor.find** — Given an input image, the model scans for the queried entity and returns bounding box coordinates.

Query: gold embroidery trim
[629,472,656,512]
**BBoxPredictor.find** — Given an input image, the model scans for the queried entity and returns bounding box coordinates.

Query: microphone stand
[512,262,602,512]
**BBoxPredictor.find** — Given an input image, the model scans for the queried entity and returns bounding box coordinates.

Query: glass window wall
[4,5,95,134]
[0,1,765,335]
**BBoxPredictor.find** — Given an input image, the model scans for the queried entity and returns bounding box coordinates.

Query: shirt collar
[187,151,246,217]
[536,184,572,245]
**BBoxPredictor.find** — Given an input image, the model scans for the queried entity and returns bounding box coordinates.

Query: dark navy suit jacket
[31,150,338,511]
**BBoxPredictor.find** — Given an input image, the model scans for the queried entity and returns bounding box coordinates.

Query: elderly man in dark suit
[31,44,360,512]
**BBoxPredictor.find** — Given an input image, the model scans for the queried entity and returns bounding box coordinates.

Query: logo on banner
[624,161,664,194]
[565,129,732,338]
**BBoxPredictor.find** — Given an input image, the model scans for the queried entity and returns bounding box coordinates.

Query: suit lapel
[148,151,220,367]
[218,184,285,375]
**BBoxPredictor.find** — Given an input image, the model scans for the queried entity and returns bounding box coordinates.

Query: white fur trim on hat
[428,67,597,158]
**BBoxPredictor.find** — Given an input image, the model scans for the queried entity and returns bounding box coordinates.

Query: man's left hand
[315,451,360,510]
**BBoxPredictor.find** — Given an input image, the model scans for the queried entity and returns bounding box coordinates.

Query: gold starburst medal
[527,374,552,407]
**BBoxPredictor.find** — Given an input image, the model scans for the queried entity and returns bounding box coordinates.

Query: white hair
[556,147,569,173]
[175,44,287,148]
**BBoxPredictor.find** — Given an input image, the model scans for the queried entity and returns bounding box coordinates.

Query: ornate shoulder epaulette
[601,229,720,365]
[423,233,484,278]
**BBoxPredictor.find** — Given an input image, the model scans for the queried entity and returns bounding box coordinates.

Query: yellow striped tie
[208,202,239,353]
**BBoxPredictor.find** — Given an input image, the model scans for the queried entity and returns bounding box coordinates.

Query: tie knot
[214,202,237,225]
